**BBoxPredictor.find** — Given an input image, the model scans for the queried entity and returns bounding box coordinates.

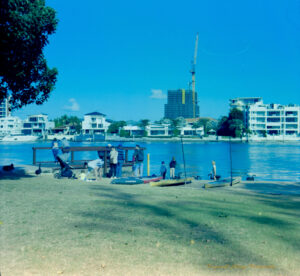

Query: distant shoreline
[105,136,300,143]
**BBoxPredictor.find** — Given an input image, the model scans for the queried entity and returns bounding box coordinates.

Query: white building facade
[81,112,110,134]
[0,116,22,136]
[180,125,204,136]
[22,114,54,136]
[122,125,144,137]
[0,98,10,118]
[230,98,300,137]
[146,124,173,137]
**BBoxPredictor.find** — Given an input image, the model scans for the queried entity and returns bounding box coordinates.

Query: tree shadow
[0,169,35,180]
[69,184,282,270]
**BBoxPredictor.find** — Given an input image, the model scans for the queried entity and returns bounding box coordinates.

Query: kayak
[142,175,163,183]
[111,177,144,185]
[204,177,241,188]
[150,178,193,187]
[111,175,163,185]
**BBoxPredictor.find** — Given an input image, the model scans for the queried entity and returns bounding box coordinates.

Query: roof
[185,117,216,123]
[85,112,106,116]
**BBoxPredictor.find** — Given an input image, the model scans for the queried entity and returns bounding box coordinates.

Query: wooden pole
[71,151,74,163]
[147,153,150,176]
[33,147,36,165]
[180,136,187,184]
[229,137,233,186]
[104,150,107,176]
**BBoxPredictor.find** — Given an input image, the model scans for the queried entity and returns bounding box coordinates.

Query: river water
[0,141,299,181]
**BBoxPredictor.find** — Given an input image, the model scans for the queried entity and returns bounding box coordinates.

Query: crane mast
[191,33,199,118]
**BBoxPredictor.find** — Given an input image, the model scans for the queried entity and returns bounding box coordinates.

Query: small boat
[142,175,163,183]
[204,177,241,188]
[150,178,193,187]
[2,134,39,142]
[111,175,163,185]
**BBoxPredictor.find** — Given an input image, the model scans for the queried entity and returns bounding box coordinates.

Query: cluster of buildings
[78,112,204,138]
[230,97,300,137]
[0,93,299,141]
[0,107,204,140]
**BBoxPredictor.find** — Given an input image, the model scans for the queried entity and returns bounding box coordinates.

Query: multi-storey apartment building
[0,98,10,118]
[164,89,199,119]
[230,98,300,136]
[22,114,54,136]
[0,116,22,136]
[81,112,110,134]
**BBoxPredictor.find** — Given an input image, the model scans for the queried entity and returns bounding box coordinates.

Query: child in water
[160,161,167,179]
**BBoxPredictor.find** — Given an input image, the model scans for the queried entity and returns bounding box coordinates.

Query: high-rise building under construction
[164,89,199,119]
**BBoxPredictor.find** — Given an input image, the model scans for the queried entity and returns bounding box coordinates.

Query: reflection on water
[0,141,299,181]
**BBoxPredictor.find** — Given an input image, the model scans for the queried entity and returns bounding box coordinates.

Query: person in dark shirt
[133,145,144,177]
[169,157,176,179]
[160,161,167,179]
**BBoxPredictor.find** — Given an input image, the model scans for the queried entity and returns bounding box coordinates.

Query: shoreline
[1,136,300,144]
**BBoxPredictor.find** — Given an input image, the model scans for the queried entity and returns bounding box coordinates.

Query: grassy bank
[0,175,299,275]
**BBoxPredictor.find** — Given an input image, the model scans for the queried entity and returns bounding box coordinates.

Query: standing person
[116,144,125,177]
[133,145,144,177]
[132,153,136,176]
[160,161,167,179]
[61,137,71,161]
[109,146,118,178]
[105,144,112,177]
[169,157,176,179]
[51,138,60,161]
[212,160,217,180]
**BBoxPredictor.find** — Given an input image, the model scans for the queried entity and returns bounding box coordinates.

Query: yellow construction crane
[190,33,199,118]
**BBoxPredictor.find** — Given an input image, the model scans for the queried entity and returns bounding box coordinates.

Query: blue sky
[14,0,300,121]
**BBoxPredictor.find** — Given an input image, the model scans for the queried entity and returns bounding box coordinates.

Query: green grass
[0,175,299,275]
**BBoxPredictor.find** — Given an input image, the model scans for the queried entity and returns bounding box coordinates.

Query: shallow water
[0,140,299,181]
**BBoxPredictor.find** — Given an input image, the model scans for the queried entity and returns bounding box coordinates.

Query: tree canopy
[54,115,82,133]
[0,0,58,109]
[107,121,126,134]
[216,108,247,137]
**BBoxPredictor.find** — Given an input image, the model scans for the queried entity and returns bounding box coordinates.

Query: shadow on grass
[69,184,283,268]
[0,169,35,180]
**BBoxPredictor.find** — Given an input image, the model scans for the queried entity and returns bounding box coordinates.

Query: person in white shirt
[109,147,118,178]
[88,158,104,181]
[212,160,217,180]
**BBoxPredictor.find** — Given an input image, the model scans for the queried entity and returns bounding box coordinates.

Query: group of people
[87,144,125,180]
[160,158,217,180]
[51,140,145,181]
[51,139,218,181]
[159,157,177,179]
[88,144,145,180]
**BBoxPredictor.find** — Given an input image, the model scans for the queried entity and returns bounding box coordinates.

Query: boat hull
[111,176,163,185]
[150,178,193,187]
[2,135,39,142]
[204,177,241,188]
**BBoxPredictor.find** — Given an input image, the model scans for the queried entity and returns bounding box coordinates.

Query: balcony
[285,124,298,130]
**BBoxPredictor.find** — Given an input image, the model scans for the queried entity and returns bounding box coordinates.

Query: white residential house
[146,124,173,137]
[230,98,300,137]
[81,112,110,134]
[180,125,204,136]
[0,116,22,136]
[22,114,54,136]
[122,125,144,137]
